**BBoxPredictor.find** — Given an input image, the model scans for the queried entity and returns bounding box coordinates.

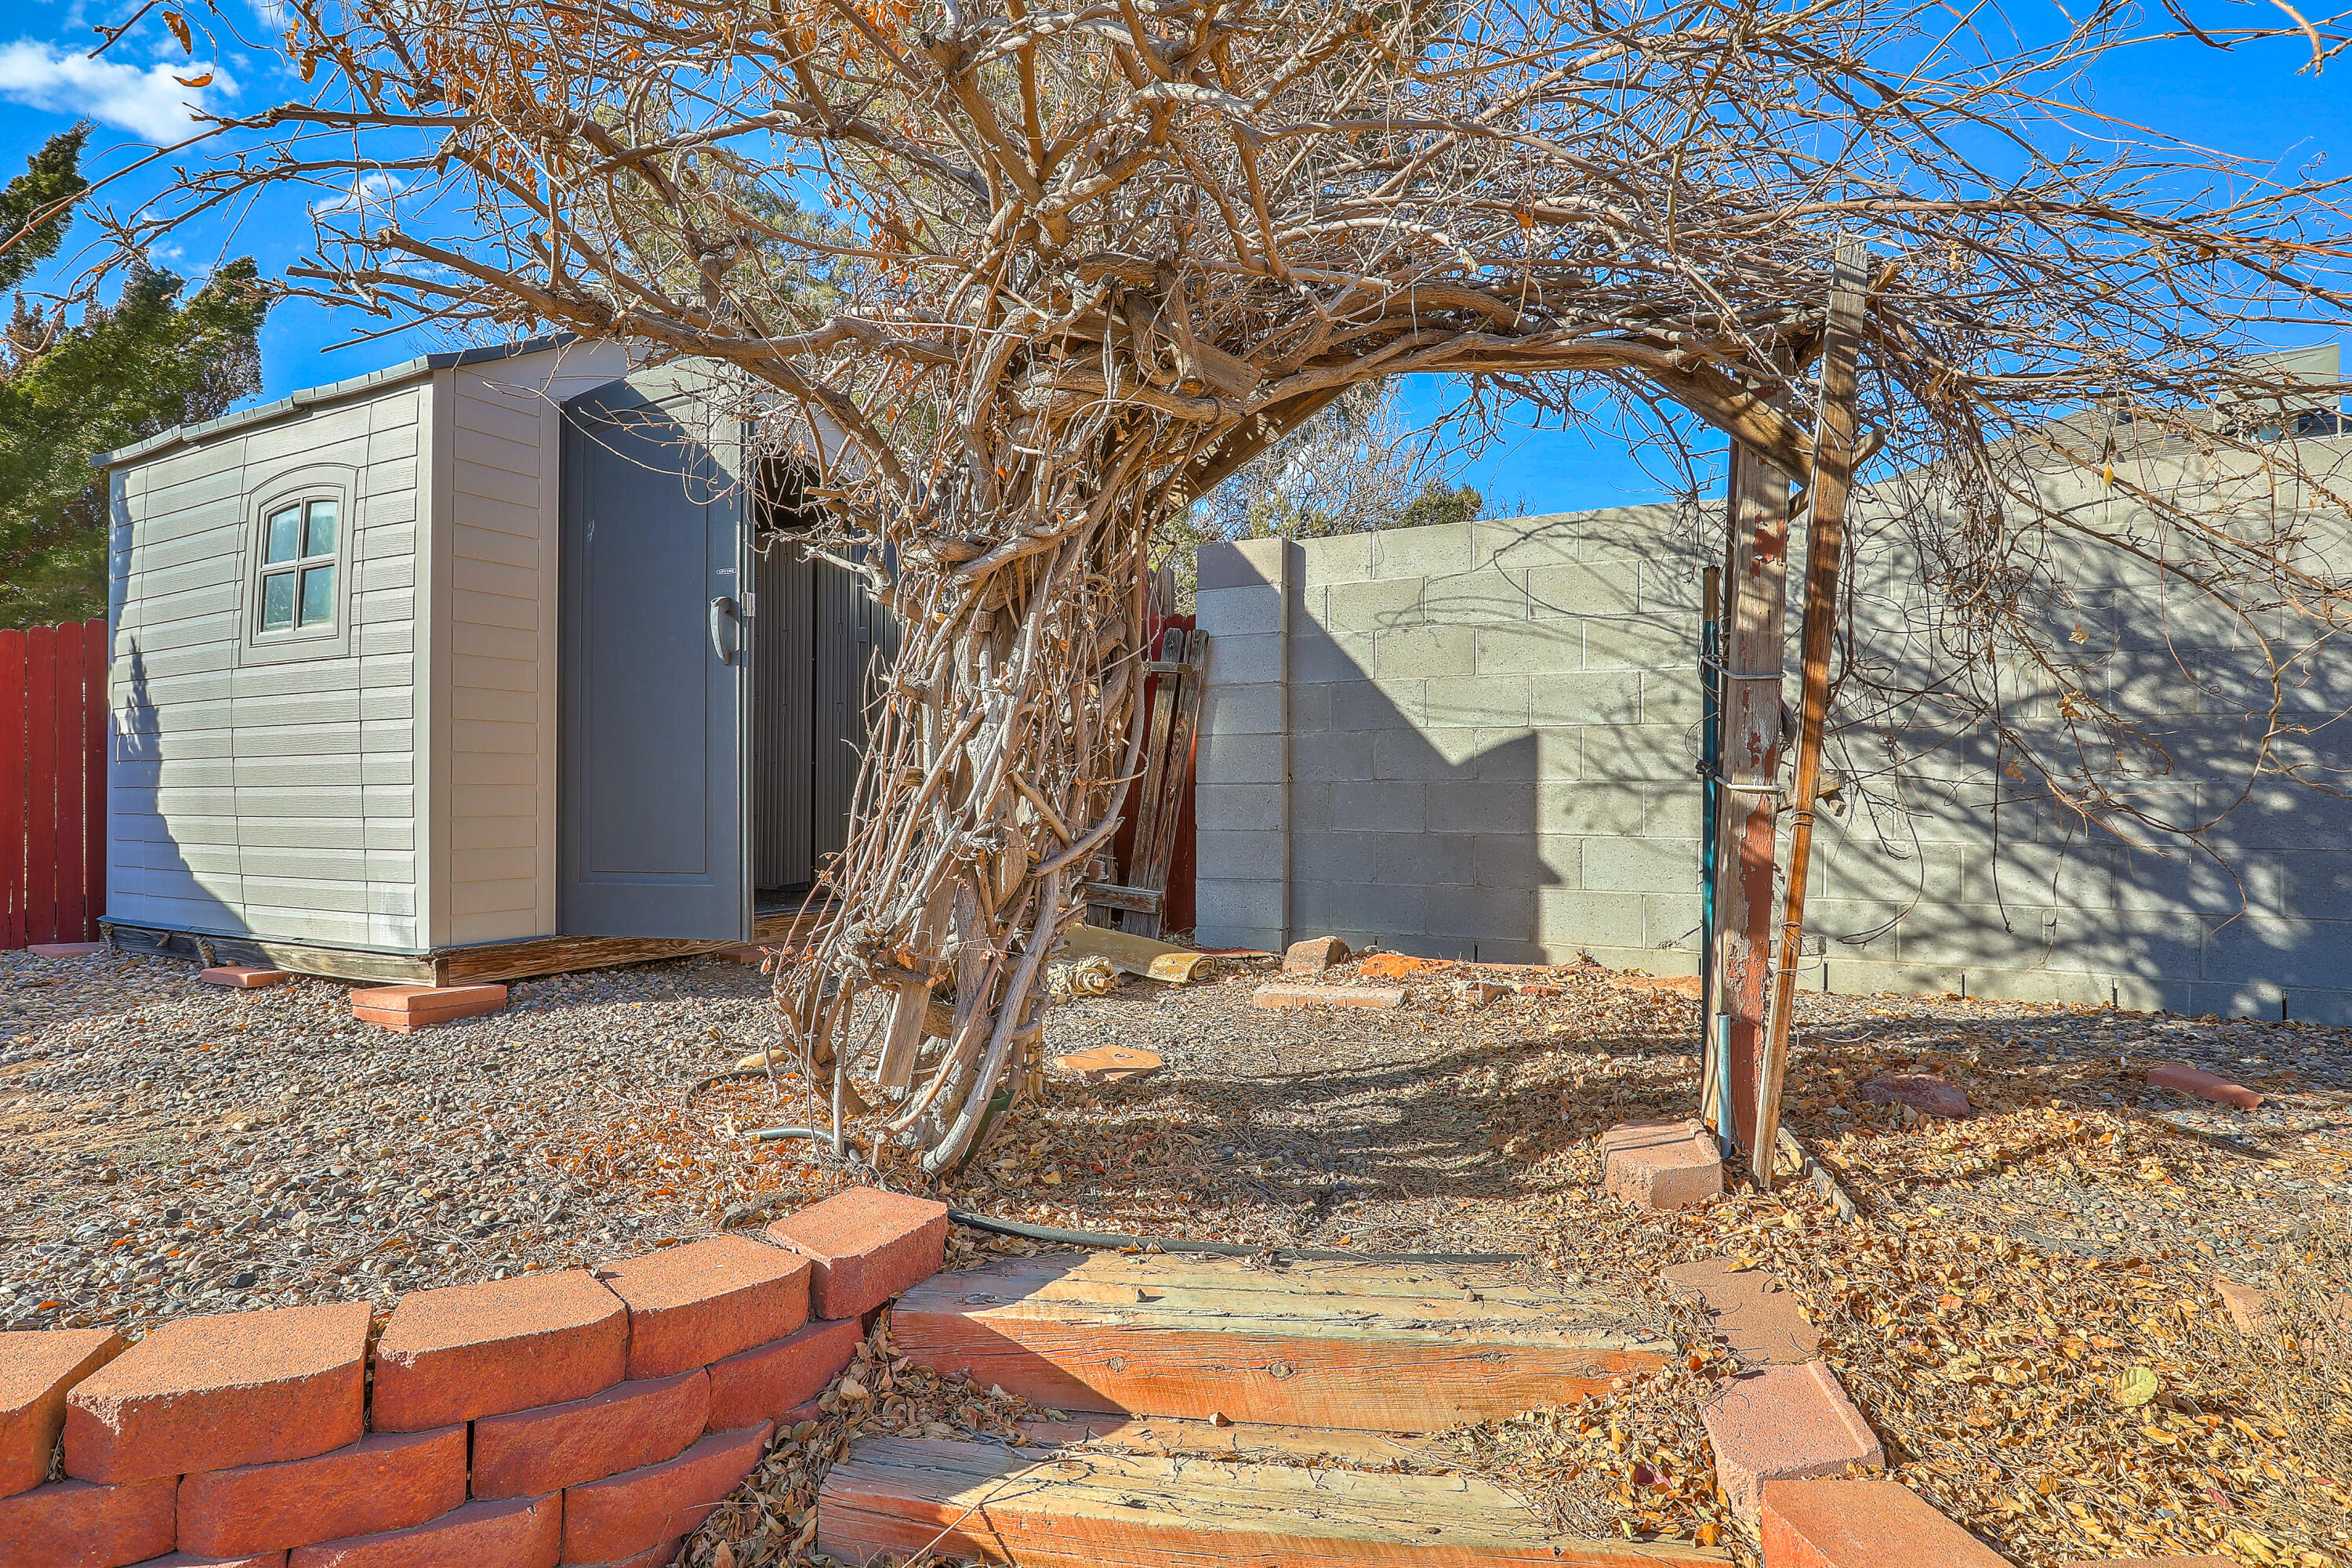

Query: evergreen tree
[0,126,268,626]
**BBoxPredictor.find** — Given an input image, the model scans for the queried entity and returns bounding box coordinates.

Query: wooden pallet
[890,1250,1670,1432]
[817,1436,1726,1567]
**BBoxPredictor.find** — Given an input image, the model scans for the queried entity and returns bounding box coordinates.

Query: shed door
[558,380,750,939]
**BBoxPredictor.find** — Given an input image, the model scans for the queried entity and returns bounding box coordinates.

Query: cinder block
[1192,878,1284,946]
[1600,1120,1722,1212]
[198,967,292,989]
[1201,631,1283,686]
[764,1187,948,1319]
[1425,781,1534,835]
[1294,728,1376,782]
[287,1493,561,1568]
[470,1371,710,1500]
[1289,627,1373,684]
[1421,564,1528,623]
[597,1236,811,1380]
[1423,674,1531,728]
[1195,732,1285,787]
[1324,578,1425,634]
[1192,783,1284,833]
[1,1329,124,1497]
[371,1271,628,1431]
[1703,1363,1884,1525]
[1195,829,1286,883]
[1425,886,1534,945]
[1760,1479,2006,1568]
[1194,539,1284,593]
[0,1475,176,1568]
[703,1319,862,1434]
[1472,622,1581,677]
[1295,533,1373,586]
[1530,671,1642,727]
[557,1422,770,1565]
[1584,616,1696,671]
[1370,730,1460,783]
[1192,585,1283,638]
[1473,833,1573,892]
[1370,625,1475,681]
[1581,836,1695,895]
[1330,784,1423,833]
[1198,684,1283,738]
[176,1427,468,1556]
[1372,521,1473,579]
[64,1303,369,1483]
[1474,514,1581,570]
[1527,561,1639,619]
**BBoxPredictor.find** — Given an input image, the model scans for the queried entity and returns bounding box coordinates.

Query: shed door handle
[709,596,739,666]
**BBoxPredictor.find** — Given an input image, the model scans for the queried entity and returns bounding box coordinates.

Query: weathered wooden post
[1752,235,1871,1188]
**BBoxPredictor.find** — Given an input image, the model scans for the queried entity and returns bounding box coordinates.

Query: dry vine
[52,0,2352,1163]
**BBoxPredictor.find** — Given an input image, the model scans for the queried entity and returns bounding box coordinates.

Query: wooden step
[1020,1413,1440,1469]
[890,1250,1668,1432]
[816,1436,1729,1566]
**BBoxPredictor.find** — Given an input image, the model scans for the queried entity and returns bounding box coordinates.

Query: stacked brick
[0,1187,949,1568]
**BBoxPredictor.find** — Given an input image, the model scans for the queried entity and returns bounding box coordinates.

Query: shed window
[259,499,339,633]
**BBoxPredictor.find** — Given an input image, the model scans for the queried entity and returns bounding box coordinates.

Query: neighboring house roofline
[89,333,589,470]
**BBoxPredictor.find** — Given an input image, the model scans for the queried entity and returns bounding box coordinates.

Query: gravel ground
[0,949,830,1333]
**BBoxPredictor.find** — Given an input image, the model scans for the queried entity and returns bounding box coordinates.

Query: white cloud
[310,172,408,219]
[0,41,234,143]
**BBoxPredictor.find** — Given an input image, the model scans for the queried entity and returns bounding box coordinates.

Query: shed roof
[90,333,585,470]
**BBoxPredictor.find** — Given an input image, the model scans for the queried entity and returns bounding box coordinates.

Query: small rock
[1860,1073,1971,1120]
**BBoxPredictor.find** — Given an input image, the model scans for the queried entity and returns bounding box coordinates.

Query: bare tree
[67,0,2352,1167]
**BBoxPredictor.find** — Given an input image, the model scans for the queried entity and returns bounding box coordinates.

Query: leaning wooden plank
[1122,626,1185,936]
[891,1252,1669,1432]
[817,1437,1726,1567]
[1064,922,1210,982]
[1131,628,1207,935]
[1077,881,1163,916]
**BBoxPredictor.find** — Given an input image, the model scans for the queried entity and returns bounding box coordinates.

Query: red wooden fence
[0,619,107,948]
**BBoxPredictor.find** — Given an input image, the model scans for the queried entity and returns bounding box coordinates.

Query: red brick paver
[558,1424,769,1563]
[0,1475,176,1568]
[764,1189,947,1320]
[177,1427,466,1556]
[1249,983,1406,1011]
[197,967,292,989]
[348,985,507,1034]
[2145,1062,2263,1110]
[1,1330,124,1497]
[1601,1120,1724,1212]
[1703,1362,1883,1524]
[597,1238,808,1380]
[64,1303,369,1483]
[1761,1478,2007,1568]
[471,1372,709,1501]
[371,1272,626,1431]
[287,1495,561,1568]
[703,1318,861,1433]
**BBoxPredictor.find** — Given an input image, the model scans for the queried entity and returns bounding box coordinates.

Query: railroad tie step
[815,1435,1727,1567]
[890,1250,1669,1432]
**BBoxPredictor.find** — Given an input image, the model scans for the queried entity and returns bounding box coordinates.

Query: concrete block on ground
[470,1370,710,1500]
[1282,937,1350,975]
[1760,1478,2006,1568]
[285,1494,561,1568]
[597,1236,810,1380]
[1600,1120,1722,1211]
[764,1187,949,1320]
[1703,1363,1884,1526]
[1,1328,124,1497]
[1657,1260,1820,1367]
[198,967,292,988]
[64,1302,369,1483]
[557,1423,770,1565]
[176,1427,467,1556]
[370,1271,627,1431]
[1251,983,1406,1011]
[704,1318,862,1434]
[0,1475,176,1568]
[349,983,506,1033]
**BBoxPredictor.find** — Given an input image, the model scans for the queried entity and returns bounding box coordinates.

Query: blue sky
[2,4,2344,515]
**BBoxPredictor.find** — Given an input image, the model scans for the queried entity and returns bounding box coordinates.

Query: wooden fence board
[26,626,57,945]
[84,619,106,932]
[0,630,21,949]
[53,621,86,942]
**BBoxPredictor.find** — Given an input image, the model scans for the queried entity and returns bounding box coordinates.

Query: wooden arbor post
[1704,445,1792,1152]
[1751,236,1871,1188]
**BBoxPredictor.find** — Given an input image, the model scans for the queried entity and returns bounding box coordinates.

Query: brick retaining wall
[0,1186,949,1568]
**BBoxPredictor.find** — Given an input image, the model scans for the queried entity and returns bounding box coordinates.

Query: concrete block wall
[0,1186,946,1568]
[1193,486,2352,1024]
